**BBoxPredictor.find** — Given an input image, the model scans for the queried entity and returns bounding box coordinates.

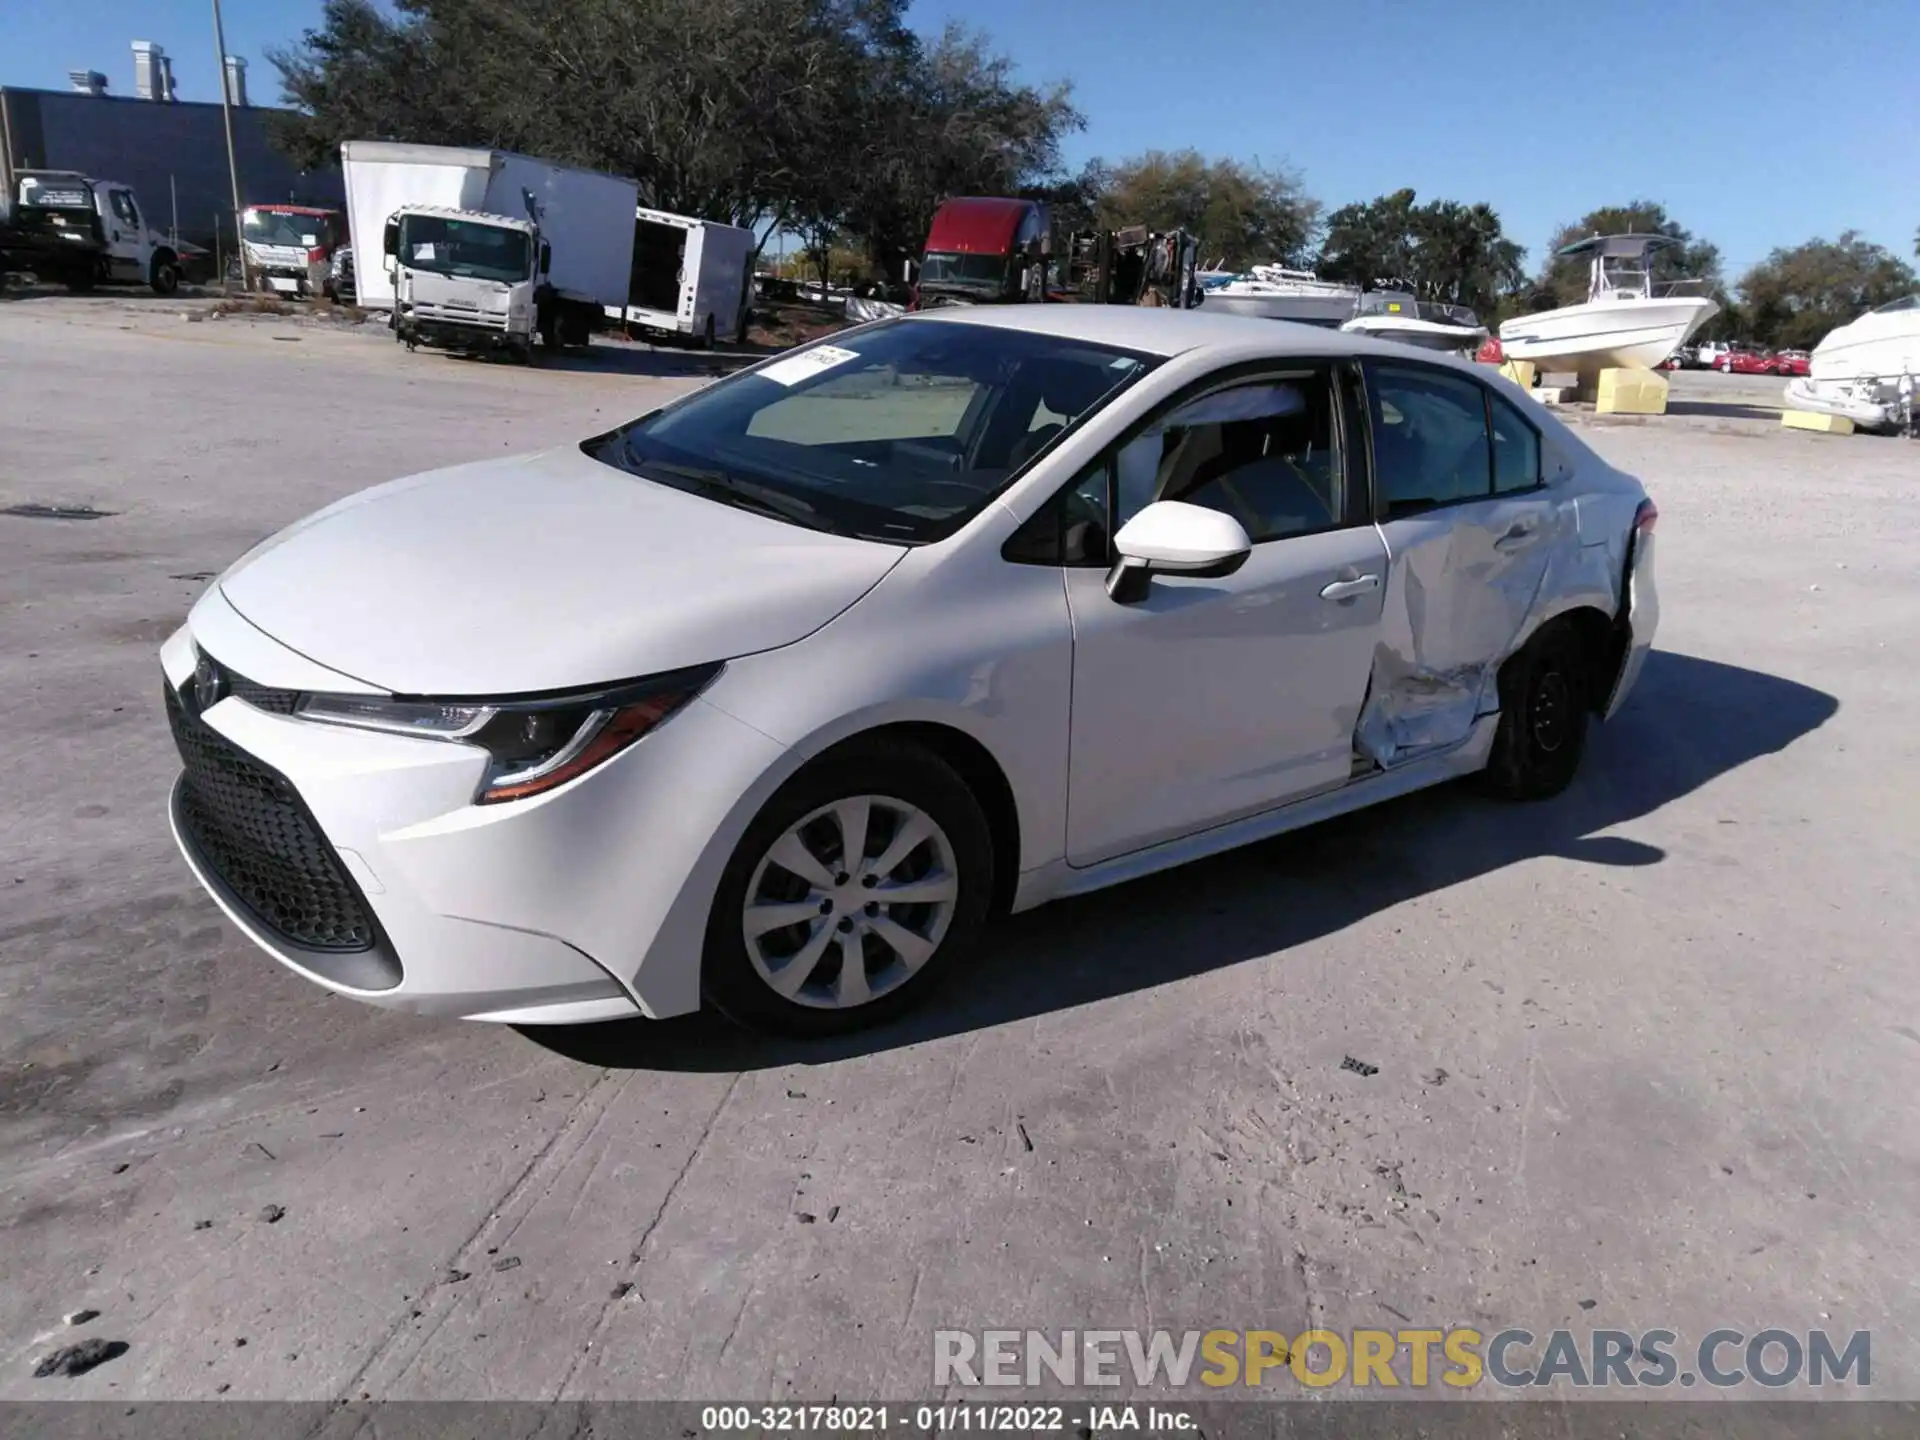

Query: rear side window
[1367,365,1492,515]
[1489,392,1542,493]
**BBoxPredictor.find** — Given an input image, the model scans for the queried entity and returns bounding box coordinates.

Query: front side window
[1008,365,1350,564]
[589,319,1155,544]
[396,215,532,283]
[110,190,139,226]
[1367,365,1494,515]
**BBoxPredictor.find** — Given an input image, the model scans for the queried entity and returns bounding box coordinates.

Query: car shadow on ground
[520,649,1837,1073]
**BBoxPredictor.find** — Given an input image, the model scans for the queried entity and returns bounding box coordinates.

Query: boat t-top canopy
[1556,233,1680,260]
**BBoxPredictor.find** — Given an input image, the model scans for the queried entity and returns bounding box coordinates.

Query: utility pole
[211,0,250,290]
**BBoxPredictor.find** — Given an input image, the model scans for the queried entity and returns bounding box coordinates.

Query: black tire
[538,305,563,352]
[701,740,995,1037]
[149,254,180,296]
[695,312,716,350]
[1478,623,1589,801]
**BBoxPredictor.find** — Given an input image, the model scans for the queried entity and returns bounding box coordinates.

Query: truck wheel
[538,306,563,352]
[149,254,180,296]
[697,314,717,350]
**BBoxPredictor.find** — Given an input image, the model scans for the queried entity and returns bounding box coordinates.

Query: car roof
[905,303,1473,367]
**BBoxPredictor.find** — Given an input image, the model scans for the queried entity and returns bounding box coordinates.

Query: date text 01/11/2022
[697,1404,1196,1431]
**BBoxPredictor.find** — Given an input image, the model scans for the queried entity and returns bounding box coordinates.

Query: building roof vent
[223,54,248,107]
[69,70,110,96]
[132,40,176,102]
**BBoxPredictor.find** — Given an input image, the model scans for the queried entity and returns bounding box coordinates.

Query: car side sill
[1012,715,1499,911]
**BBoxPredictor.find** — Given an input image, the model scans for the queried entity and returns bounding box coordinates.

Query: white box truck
[342,140,638,360]
[605,207,755,348]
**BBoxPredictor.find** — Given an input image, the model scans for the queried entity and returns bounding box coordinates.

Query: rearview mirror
[540,241,551,276]
[1106,501,1251,603]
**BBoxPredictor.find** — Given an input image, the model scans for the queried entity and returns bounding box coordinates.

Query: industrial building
[1,40,344,254]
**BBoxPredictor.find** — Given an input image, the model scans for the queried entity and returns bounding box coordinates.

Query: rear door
[1059,362,1389,865]
[1359,361,1560,764]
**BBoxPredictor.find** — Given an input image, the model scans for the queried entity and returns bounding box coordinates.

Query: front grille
[165,680,377,953]
[228,673,299,714]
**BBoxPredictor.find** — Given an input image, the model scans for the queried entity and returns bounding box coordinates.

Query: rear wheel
[702,742,994,1036]
[1479,623,1589,801]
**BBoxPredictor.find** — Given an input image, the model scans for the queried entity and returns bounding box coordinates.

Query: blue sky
[11,0,1917,277]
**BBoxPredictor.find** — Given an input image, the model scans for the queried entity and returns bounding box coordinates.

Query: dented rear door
[1354,361,1559,767]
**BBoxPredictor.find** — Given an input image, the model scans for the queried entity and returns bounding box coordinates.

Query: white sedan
[160,308,1658,1036]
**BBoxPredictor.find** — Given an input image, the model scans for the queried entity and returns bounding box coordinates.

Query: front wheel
[696,313,716,350]
[702,742,995,1036]
[1478,624,1589,802]
[149,256,180,296]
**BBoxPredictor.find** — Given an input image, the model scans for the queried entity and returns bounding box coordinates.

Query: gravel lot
[2,293,1916,1405]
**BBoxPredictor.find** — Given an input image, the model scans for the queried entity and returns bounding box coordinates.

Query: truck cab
[913,197,1050,308]
[0,171,181,294]
[242,205,346,297]
[383,205,559,359]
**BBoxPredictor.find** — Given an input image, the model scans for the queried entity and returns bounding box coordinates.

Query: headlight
[294,664,720,804]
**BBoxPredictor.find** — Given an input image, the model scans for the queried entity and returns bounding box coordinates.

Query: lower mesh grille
[165,680,377,953]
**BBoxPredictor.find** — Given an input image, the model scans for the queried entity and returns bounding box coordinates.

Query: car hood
[217,446,907,695]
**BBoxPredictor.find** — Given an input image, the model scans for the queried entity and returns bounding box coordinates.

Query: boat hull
[1341,315,1488,353]
[1780,301,1920,431]
[1498,297,1719,377]
[1199,290,1356,327]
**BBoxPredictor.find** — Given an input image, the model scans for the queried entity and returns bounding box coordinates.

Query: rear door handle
[1320,574,1381,601]
[1495,522,1539,550]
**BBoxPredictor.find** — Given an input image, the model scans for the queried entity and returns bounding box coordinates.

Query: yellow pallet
[1781,409,1855,435]
[1593,368,1669,415]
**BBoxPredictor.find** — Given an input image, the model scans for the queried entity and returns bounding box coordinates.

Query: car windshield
[587,318,1157,544]
[918,252,1008,289]
[396,215,532,283]
[245,210,324,246]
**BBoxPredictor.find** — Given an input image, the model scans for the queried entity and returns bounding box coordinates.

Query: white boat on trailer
[1341,291,1487,353]
[1783,293,1919,433]
[1498,234,1718,380]
[1198,265,1360,327]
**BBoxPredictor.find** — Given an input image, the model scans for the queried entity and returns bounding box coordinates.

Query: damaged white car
[160,308,1657,1036]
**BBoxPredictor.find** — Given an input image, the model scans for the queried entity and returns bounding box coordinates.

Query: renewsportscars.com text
[933,1327,1871,1391]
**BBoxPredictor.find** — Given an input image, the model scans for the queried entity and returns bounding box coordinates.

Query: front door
[101,186,148,283]
[1064,365,1388,866]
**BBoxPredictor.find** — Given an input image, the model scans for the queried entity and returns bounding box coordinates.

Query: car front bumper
[160,596,787,1024]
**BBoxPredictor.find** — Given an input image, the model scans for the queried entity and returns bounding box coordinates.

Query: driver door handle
[1320,574,1381,601]
[1496,520,1540,550]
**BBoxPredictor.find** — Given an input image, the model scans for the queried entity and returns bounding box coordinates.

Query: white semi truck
[342,141,638,360]
[604,207,755,348]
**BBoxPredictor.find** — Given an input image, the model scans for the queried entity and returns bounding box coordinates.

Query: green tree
[1737,232,1917,349]
[838,23,1082,278]
[1536,200,1722,309]
[1088,149,1318,270]
[1315,189,1525,318]
[270,0,1035,263]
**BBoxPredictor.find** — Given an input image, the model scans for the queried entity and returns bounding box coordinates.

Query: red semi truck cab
[912,196,1050,308]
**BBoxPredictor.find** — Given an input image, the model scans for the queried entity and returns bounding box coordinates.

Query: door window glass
[1111,371,1344,542]
[1489,392,1542,493]
[1368,366,1494,514]
[109,190,140,227]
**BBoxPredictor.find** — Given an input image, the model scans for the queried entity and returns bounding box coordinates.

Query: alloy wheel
[741,795,959,1010]
[1529,668,1572,754]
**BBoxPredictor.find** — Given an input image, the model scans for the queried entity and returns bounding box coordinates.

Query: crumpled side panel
[1356,498,1579,768]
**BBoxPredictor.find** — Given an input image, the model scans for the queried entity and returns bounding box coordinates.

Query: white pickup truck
[0,170,184,294]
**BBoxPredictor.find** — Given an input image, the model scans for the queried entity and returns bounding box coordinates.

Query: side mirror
[1106,500,1251,603]
[539,241,551,276]
[381,219,397,258]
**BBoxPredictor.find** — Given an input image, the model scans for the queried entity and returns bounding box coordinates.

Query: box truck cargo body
[342,140,638,357]
[604,207,755,347]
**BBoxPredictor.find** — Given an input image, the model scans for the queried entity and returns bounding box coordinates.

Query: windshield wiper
[636,459,828,530]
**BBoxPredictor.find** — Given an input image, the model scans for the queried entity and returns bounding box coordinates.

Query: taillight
[1633,499,1658,536]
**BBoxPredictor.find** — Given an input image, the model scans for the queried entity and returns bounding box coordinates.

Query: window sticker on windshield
[755,344,860,387]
